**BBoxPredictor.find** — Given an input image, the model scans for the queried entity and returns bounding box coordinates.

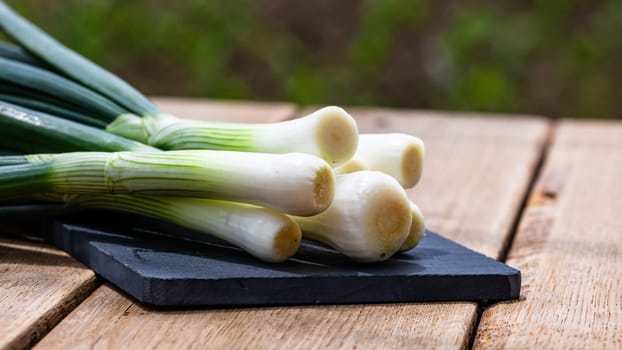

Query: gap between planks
[473,120,622,349]
[0,236,100,350]
[465,121,555,350]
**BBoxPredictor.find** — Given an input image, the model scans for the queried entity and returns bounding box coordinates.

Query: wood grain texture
[153,97,296,123]
[36,106,549,350]
[0,238,97,350]
[37,285,478,349]
[474,120,622,349]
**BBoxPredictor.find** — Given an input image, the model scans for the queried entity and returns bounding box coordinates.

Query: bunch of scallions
[0,1,426,263]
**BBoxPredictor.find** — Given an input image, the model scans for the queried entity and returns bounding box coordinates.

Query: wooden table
[1,98,620,349]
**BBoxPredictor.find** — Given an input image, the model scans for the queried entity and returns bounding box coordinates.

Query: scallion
[0,57,130,123]
[398,201,425,252]
[0,40,44,67]
[0,101,156,153]
[292,171,411,262]
[46,194,302,263]
[108,106,359,165]
[336,133,425,188]
[0,150,335,216]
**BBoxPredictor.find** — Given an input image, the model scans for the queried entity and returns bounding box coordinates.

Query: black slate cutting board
[39,212,520,306]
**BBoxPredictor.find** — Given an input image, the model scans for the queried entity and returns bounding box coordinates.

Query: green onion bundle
[0,1,427,263]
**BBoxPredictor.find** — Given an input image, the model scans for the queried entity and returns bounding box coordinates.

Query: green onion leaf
[0,101,157,153]
[0,1,159,116]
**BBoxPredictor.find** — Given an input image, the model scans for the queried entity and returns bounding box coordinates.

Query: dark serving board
[37,212,521,307]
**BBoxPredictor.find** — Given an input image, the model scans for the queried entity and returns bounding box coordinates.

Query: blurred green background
[6,0,622,118]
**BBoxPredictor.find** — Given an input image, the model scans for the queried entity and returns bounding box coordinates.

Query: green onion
[45,194,302,263]
[0,82,109,127]
[333,157,367,173]
[0,94,107,128]
[0,202,72,218]
[0,82,94,114]
[0,101,156,153]
[336,133,425,188]
[292,171,412,262]
[0,40,43,67]
[108,106,359,166]
[0,57,130,123]
[0,154,27,166]
[398,201,425,252]
[0,150,335,216]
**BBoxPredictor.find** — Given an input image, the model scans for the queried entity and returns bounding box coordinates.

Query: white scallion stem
[334,156,367,174]
[15,150,335,216]
[54,194,302,262]
[398,201,426,252]
[106,106,359,166]
[291,171,411,262]
[336,133,425,188]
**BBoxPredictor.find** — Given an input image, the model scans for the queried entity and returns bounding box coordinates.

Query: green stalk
[0,82,110,127]
[0,101,157,153]
[0,82,89,111]
[0,40,43,67]
[0,154,28,165]
[0,1,159,116]
[0,57,129,123]
[0,94,107,128]
[0,161,51,198]
[1,150,335,216]
[0,202,72,219]
[398,201,426,252]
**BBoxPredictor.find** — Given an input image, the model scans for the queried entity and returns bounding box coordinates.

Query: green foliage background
[7,0,622,118]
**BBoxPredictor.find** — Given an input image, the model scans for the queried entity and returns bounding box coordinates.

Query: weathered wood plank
[0,238,97,350]
[37,285,480,349]
[474,120,622,349]
[36,107,548,350]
